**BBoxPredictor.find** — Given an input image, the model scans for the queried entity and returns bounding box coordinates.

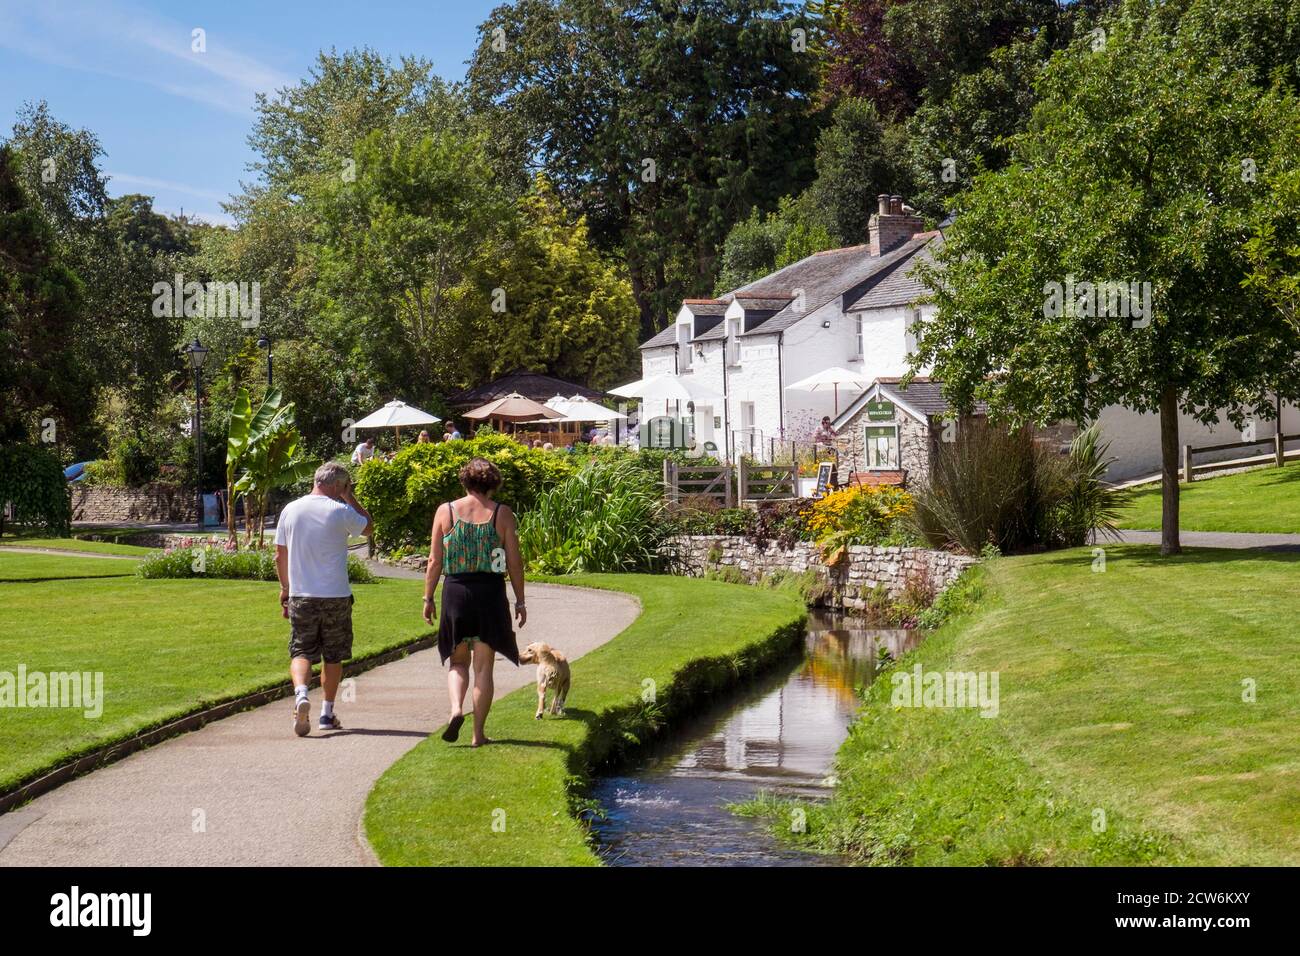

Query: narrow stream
[589,610,921,866]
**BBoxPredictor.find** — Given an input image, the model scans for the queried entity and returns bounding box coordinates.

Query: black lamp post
[256,333,273,387]
[184,338,210,528]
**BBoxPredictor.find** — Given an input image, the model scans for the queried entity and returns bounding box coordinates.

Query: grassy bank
[749,546,1299,865]
[363,574,807,866]
[1118,462,1300,532]
[0,550,432,793]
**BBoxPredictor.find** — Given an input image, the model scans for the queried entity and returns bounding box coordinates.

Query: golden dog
[518,642,570,718]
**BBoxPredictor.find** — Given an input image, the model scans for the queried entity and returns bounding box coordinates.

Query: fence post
[724,465,734,508]
[662,459,673,502]
[738,459,747,502]
[1182,444,1192,484]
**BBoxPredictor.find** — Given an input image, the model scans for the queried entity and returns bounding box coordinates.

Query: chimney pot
[889,195,903,215]
[878,194,891,216]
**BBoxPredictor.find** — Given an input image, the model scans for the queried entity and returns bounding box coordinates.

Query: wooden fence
[1182,431,1300,482]
[662,460,796,504]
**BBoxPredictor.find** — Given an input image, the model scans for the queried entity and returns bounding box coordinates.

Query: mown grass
[1117,462,1300,532]
[744,547,1300,865]
[363,573,807,866]
[0,534,157,557]
[0,550,431,793]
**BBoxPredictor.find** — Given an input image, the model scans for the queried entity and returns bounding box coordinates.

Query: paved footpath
[1115,529,1300,551]
[0,575,639,867]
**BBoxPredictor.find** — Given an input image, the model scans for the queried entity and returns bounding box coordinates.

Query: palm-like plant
[226,386,319,547]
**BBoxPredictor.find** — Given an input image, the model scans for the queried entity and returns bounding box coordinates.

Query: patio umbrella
[463,392,566,421]
[557,395,628,421]
[352,399,441,445]
[785,366,874,415]
[462,392,566,434]
[610,374,724,407]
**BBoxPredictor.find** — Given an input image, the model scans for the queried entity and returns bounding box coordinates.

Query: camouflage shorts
[288,596,354,664]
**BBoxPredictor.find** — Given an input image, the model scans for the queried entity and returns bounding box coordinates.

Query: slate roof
[640,325,678,350]
[845,235,943,312]
[832,376,987,429]
[728,238,931,337]
[639,232,938,349]
[447,369,605,406]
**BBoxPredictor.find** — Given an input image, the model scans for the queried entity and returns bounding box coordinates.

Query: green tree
[0,144,90,447]
[910,3,1300,556]
[307,126,509,400]
[468,0,820,336]
[801,97,915,244]
[477,175,640,389]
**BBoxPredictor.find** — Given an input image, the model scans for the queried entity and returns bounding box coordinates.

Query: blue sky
[0,0,499,224]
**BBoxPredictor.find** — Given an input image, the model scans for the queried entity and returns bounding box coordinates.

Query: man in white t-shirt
[350,437,376,466]
[274,461,373,736]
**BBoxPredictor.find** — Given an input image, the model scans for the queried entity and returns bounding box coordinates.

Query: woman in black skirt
[422,458,526,747]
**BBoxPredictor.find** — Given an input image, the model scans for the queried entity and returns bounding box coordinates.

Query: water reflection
[590,611,920,866]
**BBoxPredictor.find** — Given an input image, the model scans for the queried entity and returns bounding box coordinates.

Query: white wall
[1097,402,1300,482]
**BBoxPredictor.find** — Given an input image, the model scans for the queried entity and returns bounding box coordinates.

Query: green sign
[865,400,895,422]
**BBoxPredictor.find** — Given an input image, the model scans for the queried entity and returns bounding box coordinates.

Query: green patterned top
[441,502,504,575]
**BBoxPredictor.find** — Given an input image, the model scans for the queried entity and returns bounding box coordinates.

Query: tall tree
[910,1,1300,556]
[0,145,90,445]
[480,175,641,389]
[467,0,820,337]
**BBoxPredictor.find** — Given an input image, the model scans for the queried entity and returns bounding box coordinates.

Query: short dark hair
[459,457,502,494]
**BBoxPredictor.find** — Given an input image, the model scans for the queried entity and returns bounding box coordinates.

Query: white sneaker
[293,697,310,737]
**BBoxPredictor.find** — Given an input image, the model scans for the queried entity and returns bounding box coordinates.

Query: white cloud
[0,0,294,116]
[105,172,230,204]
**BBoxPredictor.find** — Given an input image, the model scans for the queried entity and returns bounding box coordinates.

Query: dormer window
[855,314,864,358]
[679,321,693,368]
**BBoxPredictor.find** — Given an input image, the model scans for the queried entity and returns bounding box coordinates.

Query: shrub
[805,484,915,551]
[354,432,577,551]
[519,459,670,573]
[908,420,1060,554]
[666,496,758,536]
[1044,423,1129,547]
[136,540,374,583]
[0,443,71,536]
[909,420,1128,555]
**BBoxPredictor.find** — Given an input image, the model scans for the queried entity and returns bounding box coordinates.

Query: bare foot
[470,736,493,748]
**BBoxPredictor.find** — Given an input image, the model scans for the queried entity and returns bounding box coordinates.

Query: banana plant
[226,386,319,547]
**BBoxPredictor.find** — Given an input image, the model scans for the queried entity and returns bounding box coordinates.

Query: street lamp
[184,338,209,528]
[256,334,273,387]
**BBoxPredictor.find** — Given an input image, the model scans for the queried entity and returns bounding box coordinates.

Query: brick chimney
[869,194,925,257]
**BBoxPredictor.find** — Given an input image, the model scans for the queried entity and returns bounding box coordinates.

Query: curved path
[1115,529,1300,551]
[0,580,640,867]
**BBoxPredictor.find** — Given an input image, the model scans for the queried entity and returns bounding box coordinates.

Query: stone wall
[71,485,196,524]
[672,534,975,611]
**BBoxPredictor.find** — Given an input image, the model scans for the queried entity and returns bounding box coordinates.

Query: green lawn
[0,535,158,557]
[774,546,1299,865]
[1117,461,1300,532]
[364,574,807,866]
[0,550,432,793]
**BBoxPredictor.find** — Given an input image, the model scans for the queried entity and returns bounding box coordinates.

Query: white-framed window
[726,318,741,365]
[854,314,863,358]
[679,323,693,368]
[864,424,899,469]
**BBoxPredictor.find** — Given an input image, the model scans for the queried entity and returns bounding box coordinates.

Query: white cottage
[632,194,1300,482]
[638,195,937,461]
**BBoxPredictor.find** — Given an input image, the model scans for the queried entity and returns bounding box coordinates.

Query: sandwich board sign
[814,461,835,497]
